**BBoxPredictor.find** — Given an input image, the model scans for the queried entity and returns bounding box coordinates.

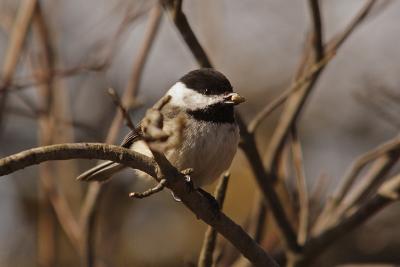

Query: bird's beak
[224,92,246,105]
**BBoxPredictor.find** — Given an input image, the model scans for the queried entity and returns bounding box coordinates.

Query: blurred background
[0,0,399,266]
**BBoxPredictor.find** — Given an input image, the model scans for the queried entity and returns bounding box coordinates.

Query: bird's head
[167,68,245,113]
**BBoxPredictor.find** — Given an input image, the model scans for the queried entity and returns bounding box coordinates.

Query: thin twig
[198,173,230,267]
[107,88,135,131]
[313,135,400,233]
[294,173,400,267]
[248,51,334,133]
[327,0,377,51]
[335,135,400,205]
[334,152,400,220]
[129,178,167,198]
[290,126,309,245]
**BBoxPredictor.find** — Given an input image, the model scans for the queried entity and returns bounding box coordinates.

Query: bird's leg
[171,168,194,201]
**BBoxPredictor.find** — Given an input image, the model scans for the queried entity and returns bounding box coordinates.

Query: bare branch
[248,51,335,133]
[294,173,400,267]
[238,116,300,254]
[290,126,309,245]
[107,88,136,131]
[0,0,38,128]
[164,0,212,68]
[198,173,230,267]
[129,179,167,198]
[308,0,324,60]
[328,0,377,51]
[0,143,278,267]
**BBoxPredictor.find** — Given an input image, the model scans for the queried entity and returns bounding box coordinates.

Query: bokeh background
[0,0,399,266]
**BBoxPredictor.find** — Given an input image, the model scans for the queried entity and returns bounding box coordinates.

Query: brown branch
[0,143,278,267]
[335,136,399,205]
[129,178,167,198]
[248,51,334,133]
[333,152,400,221]
[238,117,300,253]
[290,126,309,245]
[308,0,324,60]
[0,143,157,177]
[198,173,230,267]
[292,173,400,267]
[0,0,38,129]
[164,0,212,68]
[264,0,324,175]
[327,0,377,51]
[314,135,400,232]
[107,88,136,131]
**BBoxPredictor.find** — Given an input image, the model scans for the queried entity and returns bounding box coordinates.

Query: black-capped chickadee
[77,68,245,187]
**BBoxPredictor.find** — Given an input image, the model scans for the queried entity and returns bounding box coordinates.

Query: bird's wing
[120,101,181,148]
[120,125,143,148]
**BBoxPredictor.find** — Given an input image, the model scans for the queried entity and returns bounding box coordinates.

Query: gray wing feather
[76,126,142,182]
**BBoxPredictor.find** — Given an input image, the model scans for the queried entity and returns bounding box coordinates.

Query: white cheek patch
[167,82,221,109]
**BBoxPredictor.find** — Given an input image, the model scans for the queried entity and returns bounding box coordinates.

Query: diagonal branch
[294,173,400,267]
[164,0,212,68]
[314,135,400,231]
[290,126,309,245]
[0,0,38,130]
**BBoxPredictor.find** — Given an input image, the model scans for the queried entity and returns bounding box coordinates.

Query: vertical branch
[264,0,324,175]
[78,4,162,266]
[0,0,38,130]
[32,2,81,254]
[198,173,230,267]
[290,126,309,245]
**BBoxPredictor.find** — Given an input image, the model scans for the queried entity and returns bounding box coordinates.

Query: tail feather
[76,161,126,182]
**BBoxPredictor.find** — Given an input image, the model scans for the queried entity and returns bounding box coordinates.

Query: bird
[77,68,245,188]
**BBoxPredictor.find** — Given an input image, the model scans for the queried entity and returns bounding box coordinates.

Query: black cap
[179,68,233,95]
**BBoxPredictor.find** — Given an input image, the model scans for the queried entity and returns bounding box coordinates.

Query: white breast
[166,120,240,187]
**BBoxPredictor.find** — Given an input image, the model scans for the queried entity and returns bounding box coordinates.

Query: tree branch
[198,173,230,267]
[0,0,38,130]
[0,143,278,267]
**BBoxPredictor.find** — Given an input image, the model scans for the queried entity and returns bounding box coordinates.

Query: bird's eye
[205,89,209,94]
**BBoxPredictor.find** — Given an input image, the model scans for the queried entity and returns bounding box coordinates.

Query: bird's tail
[76,161,126,182]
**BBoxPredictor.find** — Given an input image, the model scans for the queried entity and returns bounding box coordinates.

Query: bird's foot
[171,168,195,202]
